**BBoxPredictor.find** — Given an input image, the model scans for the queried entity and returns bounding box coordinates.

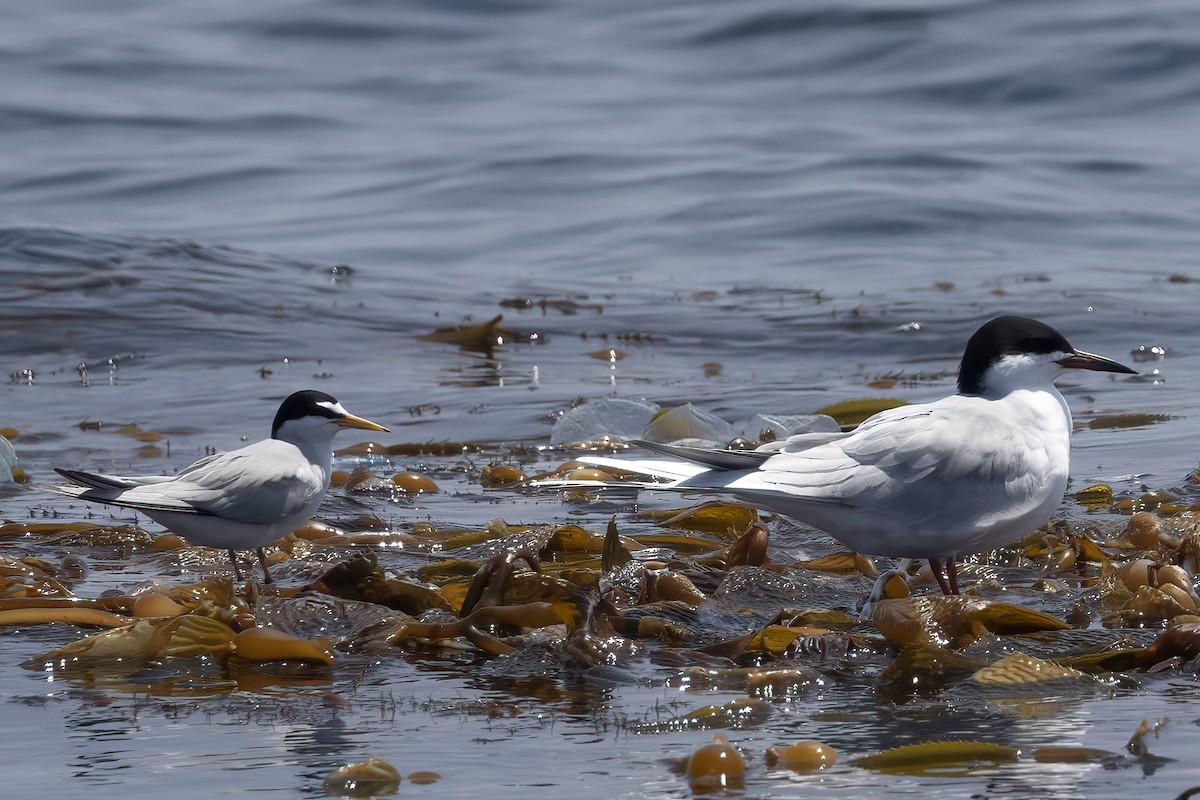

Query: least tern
[52,390,388,583]
[571,316,1136,594]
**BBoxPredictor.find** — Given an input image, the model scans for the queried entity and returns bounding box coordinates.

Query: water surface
[3,0,1200,797]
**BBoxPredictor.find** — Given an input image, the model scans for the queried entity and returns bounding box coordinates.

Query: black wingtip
[53,468,130,491]
[631,439,772,470]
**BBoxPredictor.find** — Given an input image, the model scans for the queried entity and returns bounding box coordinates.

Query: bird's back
[680,391,1072,557]
[58,438,330,525]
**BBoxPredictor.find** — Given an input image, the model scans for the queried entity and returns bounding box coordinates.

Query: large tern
[573,316,1136,594]
[52,390,388,583]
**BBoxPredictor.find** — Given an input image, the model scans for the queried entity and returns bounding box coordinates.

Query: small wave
[0,228,347,360]
[237,17,468,43]
[0,103,337,133]
[685,5,950,46]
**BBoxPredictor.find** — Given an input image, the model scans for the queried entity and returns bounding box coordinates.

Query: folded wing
[54,440,325,524]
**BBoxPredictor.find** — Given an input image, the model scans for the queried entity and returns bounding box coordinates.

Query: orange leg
[928,557,959,595]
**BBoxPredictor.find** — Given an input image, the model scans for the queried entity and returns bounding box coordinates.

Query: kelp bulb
[686,733,745,791]
[1123,512,1164,549]
[765,740,838,772]
[323,759,401,797]
[391,472,439,493]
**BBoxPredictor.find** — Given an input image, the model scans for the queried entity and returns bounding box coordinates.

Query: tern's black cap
[271,389,341,437]
[957,316,1073,395]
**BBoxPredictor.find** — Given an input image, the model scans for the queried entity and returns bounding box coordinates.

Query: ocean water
[3,0,1200,797]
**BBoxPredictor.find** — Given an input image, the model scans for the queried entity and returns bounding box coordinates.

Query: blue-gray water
[3,1,1200,797]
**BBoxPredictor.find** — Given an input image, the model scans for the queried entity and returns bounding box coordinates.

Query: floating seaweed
[12,438,1200,796]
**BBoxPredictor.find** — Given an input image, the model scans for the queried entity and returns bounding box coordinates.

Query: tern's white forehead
[316,400,347,417]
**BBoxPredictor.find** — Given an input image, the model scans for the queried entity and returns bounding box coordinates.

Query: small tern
[572,316,1136,594]
[52,390,388,583]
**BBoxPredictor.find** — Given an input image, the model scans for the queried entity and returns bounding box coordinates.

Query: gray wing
[53,468,203,513]
[631,430,851,471]
[720,396,1058,525]
[55,468,173,491]
[837,400,1027,483]
[753,430,853,454]
[54,439,326,523]
[631,439,772,470]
